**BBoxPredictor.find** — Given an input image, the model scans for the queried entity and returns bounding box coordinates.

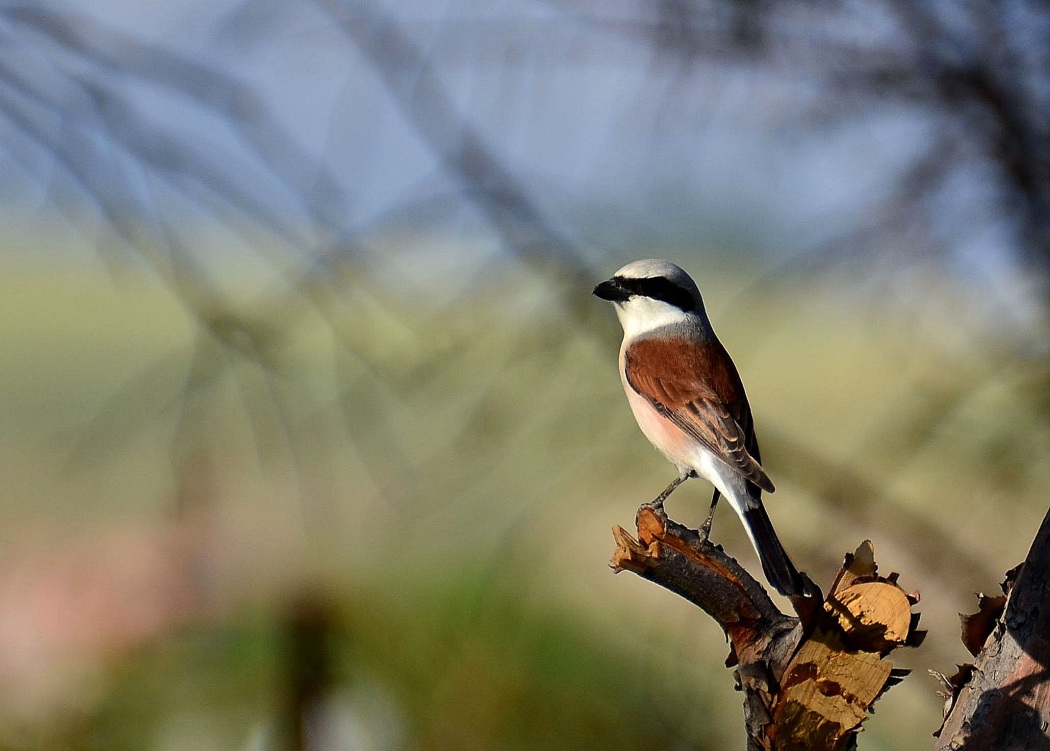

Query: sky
[2,0,1046,345]
[2,1,904,238]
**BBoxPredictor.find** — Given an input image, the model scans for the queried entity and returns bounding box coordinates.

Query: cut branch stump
[612,503,922,750]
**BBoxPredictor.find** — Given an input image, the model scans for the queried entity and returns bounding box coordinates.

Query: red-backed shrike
[594,259,806,597]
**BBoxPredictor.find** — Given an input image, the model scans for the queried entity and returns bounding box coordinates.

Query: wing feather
[624,337,774,493]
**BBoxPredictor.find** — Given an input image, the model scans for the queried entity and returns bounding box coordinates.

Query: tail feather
[742,504,805,597]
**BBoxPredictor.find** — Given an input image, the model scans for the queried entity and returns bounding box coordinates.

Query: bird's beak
[593,278,629,302]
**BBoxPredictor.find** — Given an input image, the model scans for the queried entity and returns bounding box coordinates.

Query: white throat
[613,296,700,340]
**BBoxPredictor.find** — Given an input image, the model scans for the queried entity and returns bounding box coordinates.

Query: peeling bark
[934,509,1050,751]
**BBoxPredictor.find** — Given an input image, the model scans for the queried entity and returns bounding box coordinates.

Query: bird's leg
[697,489,720,543]
[648,474,687,511]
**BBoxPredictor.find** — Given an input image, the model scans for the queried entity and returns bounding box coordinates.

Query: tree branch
[612,503,921,750]
[934,506,1050,750]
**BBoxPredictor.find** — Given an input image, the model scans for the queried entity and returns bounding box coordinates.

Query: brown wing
[624,336,774,493]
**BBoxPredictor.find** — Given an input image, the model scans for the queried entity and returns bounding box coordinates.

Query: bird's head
[593,259,706,337]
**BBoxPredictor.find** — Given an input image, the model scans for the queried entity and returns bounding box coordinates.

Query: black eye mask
[612,275,696,312]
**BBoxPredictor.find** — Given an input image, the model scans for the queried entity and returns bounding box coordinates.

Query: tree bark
[934,507,1050,751]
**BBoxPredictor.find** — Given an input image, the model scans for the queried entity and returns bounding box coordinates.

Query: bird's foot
[643,497,666,514]
[696,516,714,545]
[648,475,687,509]
[695,490,719,545]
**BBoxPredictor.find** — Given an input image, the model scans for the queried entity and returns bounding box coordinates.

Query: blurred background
[1,1,1048,749]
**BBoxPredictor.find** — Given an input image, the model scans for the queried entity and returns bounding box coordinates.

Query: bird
[593,259,807,597]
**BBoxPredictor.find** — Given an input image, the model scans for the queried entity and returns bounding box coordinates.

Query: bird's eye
[620,276,695,312]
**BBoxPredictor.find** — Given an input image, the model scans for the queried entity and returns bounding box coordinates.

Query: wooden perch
[612,503,922,751]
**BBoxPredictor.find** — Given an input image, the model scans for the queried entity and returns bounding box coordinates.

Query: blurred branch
[883,2,1050,268]
[560,0,1050,284]
[313,0,600,315]
[0,5,403,500]
[5,4,354,238]
[278,595,340,751]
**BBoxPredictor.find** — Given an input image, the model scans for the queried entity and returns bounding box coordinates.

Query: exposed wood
[770,544,921,750]
[612,504,921,750]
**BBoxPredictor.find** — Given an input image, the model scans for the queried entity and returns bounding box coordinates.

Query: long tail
[742,504,805,597]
